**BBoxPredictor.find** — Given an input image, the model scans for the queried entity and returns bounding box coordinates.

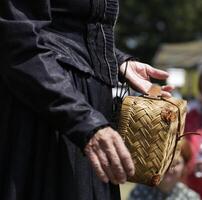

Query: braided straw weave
[118,89,187,186]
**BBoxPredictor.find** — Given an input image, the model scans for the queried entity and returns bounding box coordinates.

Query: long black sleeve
[115,49,133,67]
[115,49,134,83]
[0,0,109,149]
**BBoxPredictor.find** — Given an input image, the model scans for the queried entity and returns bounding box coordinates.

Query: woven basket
[118,85,187,186]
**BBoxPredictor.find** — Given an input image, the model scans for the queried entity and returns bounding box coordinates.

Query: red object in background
[185,108,202,199]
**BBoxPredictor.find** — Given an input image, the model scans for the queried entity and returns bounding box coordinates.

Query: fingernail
[128,169,135,177]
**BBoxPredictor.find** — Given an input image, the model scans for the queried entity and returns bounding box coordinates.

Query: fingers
[91,139,120,184]
[113,134,135,177]
[135,82,152,94]
[161,90,172,98]
[161,85,175,98]
[85,142,109,183]
[161,85,175,92]
[100,129,135,179]
[99,136,127,184]
[145,64,169,80]
[85,127,135,185]
[94,129,128,184]
[103,147,126,184]
[125,61,171,93]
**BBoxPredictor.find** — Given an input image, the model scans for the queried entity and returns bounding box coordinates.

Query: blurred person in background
[128,140,200,200]
[184,71,202,199]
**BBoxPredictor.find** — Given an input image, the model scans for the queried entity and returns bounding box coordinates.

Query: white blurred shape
[166,68,186,87]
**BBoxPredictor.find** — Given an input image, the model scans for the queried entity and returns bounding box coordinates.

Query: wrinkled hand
[84,127,135,185]
[120,61,174,97]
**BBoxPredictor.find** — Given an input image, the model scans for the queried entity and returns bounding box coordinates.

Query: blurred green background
[116,1,202,199]
[116,0,202,63]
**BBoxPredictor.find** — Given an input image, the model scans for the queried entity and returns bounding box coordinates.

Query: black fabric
[0,0,130,199]
[115,49,134,67]
[115,49,134,83]
[0,74,120,200]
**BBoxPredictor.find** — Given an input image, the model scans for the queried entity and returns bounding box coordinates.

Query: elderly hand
[120,61,174,97]
[84,127,135,185]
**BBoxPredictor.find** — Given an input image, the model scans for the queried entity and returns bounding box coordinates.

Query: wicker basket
[118,85,187,186]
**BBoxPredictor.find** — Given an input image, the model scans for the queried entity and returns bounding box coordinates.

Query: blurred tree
[116,0,202,62]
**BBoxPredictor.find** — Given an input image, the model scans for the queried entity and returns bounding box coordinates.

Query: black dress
[0,0,131,199]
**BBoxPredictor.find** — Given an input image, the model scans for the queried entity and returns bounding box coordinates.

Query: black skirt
[0,69,120,200]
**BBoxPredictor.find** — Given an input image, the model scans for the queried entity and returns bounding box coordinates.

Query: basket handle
[145,84,162,99]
